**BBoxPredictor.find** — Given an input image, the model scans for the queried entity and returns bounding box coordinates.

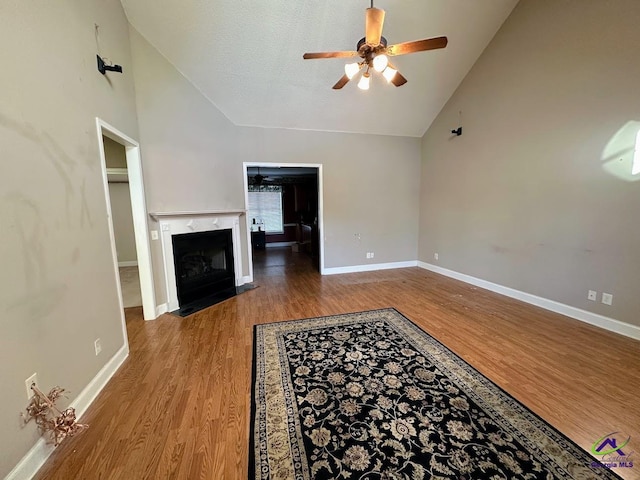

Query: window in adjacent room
[247,185,284,233]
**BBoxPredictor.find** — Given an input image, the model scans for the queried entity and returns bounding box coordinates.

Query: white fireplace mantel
[150,209,246,220]
[153,211,245,312]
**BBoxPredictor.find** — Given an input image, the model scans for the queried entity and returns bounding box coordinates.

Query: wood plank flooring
[36,248,640,479]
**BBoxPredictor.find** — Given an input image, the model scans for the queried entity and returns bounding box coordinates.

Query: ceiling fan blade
[387,36,448,56]
[387,62,407,87]
[391,71,407,87]
[303,51,358,59]
[365,7,386,45]
[332,74,350,90]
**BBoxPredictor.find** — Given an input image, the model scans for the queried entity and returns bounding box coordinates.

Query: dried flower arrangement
[22,385,88,446]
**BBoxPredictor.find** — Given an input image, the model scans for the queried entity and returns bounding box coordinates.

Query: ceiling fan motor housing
[357,36,388,69]
[357,36,387,51]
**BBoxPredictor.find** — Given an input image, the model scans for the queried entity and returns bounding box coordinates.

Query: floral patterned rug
[250,309,622,479]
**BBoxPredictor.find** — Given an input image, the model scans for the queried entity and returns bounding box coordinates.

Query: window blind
[247,186,283,233]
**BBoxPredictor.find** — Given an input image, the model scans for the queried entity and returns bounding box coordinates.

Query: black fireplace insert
[172,229,236,311]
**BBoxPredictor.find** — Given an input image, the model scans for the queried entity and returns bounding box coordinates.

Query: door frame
[242,162,325,278]
[96,118,157,321]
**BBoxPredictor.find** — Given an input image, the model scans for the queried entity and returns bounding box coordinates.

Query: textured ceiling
[121,0,518,137]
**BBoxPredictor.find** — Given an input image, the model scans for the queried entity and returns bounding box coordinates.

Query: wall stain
[3,193,47,291]
[5,284,67,322]
[492,245,511,254]
[0,193,66,320]
[0,110,102,320]
[0,110,95,228]
[79,178,93,227]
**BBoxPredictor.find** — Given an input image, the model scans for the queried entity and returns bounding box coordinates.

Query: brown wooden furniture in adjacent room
[251,230,265,250]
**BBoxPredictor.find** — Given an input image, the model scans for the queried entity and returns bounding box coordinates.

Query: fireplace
[152,211,246,315]
[172,229,235,307]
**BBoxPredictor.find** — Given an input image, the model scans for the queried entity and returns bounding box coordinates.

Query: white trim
[243,162,325,275]
[317,165,325,275]
[150,209,246,219]
[417,262,640,341]
[323,260,418,275]
[97,118,157,321]
[71,345,129,418]
[155,303,169,316]
[266,241,296,248]
[117,261,138,267]
[4,438,53,480]
[242,275,253,284]
[242,167,254,283]
[5,345,129,480]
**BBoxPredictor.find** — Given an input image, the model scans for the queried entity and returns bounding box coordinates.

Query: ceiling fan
[303,1,447,90]
[250,167,271,186]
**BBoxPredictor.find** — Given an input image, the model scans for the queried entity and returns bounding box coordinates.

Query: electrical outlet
[602,293,613,306]
[588,290,597,301]
[366,252,373,259]
[25,373,38,400]
[370,252,374,259]
[94,338,102,355]
[434,253,439,261]
[150,230,159,240]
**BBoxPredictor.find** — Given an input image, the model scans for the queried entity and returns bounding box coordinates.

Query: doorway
[97,118,156,321]
[243,163,325,279]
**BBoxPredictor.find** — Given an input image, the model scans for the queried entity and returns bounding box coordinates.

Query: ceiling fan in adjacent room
[249,167,271,186]
[303,1,447,90]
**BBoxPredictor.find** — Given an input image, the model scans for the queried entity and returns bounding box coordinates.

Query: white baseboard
[417,262,640,341]
[117,261,138,267]
[4,438,54,480]
[323,260,418,276]
[71,344,129,418]
[242,275,253,284]
[265,241,296,248]
[155,303,168,317]
[5,344,129,480]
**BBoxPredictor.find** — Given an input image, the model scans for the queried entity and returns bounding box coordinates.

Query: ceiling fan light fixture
[382,65,397,83]
[344,62,360,80]
[357,72,371,90]
[372,54,388,72]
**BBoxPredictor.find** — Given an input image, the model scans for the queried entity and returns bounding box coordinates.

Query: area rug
[250,309,622,479]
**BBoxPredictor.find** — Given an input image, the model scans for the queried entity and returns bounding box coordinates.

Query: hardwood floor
[37,247,640,479]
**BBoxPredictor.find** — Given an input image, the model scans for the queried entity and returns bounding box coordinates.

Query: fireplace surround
[152,211,245,313]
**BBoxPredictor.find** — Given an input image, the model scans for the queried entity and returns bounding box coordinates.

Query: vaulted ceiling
[121,0,518,137]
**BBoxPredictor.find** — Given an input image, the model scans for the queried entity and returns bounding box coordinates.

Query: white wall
[129,28,422,305]
[0,0,138,476]
[418,0,640,327]
[108,182,137,264]
[103,136,137,264]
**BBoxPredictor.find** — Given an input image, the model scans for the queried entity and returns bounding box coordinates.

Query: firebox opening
[171,229,236,314]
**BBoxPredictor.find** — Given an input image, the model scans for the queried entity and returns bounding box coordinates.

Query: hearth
[172,229,235,309]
